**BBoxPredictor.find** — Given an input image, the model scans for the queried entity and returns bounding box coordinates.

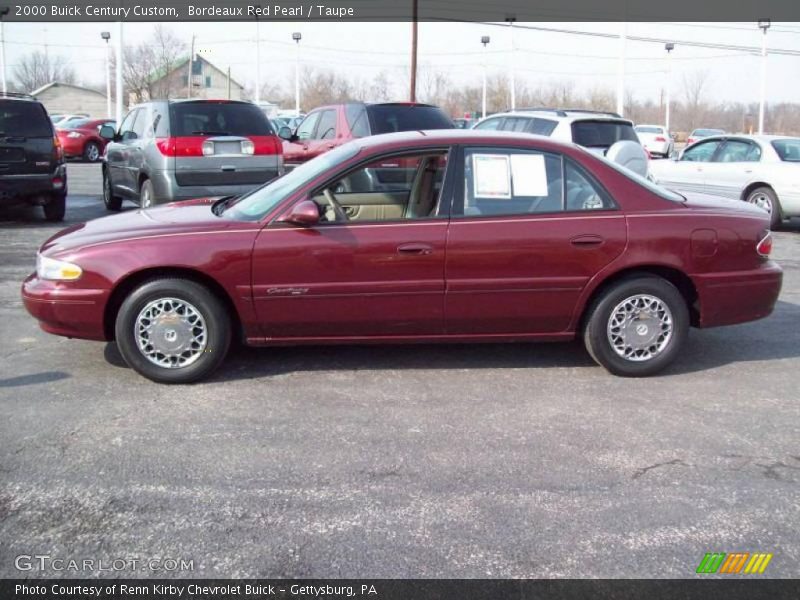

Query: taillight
[687,138,695,145]
[756,231,773,257]
[155,137,177,156]
[53,135,63,161]
[250,136,280,155]
[655,136,666,142]
[156,137,207,157]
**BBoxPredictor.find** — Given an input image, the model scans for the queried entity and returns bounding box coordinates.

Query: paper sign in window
[473,154,511,199]
[510,154,549,197]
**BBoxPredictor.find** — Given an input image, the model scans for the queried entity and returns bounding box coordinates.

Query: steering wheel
[323,189,348,222]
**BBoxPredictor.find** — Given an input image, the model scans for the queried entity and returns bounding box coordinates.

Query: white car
[649,134,800,228]
[634,124,674,158]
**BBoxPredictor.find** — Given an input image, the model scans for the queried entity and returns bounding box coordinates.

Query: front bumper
[21,273,110,341]
[693,262,783,328]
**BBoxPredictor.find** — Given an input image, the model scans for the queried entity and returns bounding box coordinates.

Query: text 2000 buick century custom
[22,130,782,383]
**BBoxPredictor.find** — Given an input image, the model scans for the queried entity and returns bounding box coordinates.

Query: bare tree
[681,70,711,131]
[13,51,76,92]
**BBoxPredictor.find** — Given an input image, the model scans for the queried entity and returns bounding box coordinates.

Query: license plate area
[204,141,243,156]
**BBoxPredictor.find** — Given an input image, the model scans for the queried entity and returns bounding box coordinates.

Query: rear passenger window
[459,148,563,217]
[528,118,558,136]
[474,117,503,131]
[345,104,370,138]
[314,110,337,140]
[564,160,615,211]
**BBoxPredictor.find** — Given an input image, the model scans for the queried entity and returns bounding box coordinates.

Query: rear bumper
[0,166,67,203]
[21,273,109,341]
[149,163,281,204]
[693,262,783,328]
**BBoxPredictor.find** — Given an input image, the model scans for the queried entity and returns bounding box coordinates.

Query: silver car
[101,99,283,210]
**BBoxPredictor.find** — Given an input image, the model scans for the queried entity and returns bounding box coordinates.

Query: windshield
[225,143,361,221]
[635,126,662,134]
[0,101,52,137]
[572,120,638,148]
[771,139,800,162]
[590,150,685,203]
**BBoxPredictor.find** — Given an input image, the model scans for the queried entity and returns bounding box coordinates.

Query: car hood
[40,198,257,256]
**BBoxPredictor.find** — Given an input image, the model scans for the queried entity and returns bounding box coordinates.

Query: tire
[43,193,66,222]
[103,169,122,211]
[114,278,231,384]
[745,186,782,230]
[83,141,101,162]
[583,276,689,377]
[140,179,154,209]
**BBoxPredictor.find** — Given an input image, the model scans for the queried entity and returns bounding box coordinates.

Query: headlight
[36,254,83,281]
[67,131,83,138]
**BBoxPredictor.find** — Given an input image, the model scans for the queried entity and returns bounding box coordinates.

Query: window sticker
[510,154,549,197]
[473,154,511,199]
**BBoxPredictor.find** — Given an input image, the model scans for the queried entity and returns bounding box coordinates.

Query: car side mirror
[281,200,320,226]
[278,126,293,141]
[99,125,116,140]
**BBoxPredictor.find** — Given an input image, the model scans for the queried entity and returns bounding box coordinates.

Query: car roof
[477,110,632,124]
[693,133,799,143]
[350,129,581,153]
[635,124,666,128]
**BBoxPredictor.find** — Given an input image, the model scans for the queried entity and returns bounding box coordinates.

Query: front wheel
[103,170,122,211]
[583,276,689,377]
[114,278,232,383]
[745,186,782,230]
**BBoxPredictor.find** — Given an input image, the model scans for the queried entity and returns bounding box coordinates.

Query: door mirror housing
[278,126,294,141]
[281,200,320,226]
[99,125,116,140]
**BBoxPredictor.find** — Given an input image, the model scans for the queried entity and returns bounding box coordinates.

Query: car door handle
[570,234,604,247]
[397,243,433,255]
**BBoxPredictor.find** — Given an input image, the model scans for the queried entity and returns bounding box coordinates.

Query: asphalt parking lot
[1,163,799,578]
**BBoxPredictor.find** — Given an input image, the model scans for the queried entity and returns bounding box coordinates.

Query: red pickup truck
[278,102,454,168]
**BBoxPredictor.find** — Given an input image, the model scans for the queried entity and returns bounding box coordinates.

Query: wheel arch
[103,266,244,343]
[577,264,700,333]
[741,181,773,202]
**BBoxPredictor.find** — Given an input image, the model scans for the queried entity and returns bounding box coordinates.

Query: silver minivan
[101,99,283,210]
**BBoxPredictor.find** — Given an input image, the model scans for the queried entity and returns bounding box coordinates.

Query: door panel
[445,214,627,334]
[702,139,761,200]
[251,222,447,338]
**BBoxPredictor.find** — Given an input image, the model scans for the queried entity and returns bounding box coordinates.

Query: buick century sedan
[22,130,782,383]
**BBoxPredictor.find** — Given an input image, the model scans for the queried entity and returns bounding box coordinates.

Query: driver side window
[295,112,320,140]
[682,140,720,162]
[311,150,450,223]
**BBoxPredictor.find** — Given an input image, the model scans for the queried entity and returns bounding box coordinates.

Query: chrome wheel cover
[135,297,207,369]
[86,144,100,161]
[607,294,673,362]
[141,185,152,208]
[749,192,773,214]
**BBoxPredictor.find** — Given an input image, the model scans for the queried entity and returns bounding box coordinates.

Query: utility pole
[101,32,111,117]
[616,22,627,116]
[505,15,516,111]
[292,32,301,114]
[758,19,770,134]
[410,0,418,102]
[481,36,490,119]
[227,66,231,100]
[665,42,674,132]
[187,35,195,99]
[115,21,123,125]
[0,7,9,95]
[255,9,261,104]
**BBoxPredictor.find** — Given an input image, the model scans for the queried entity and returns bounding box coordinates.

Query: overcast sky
[3,21,800,107]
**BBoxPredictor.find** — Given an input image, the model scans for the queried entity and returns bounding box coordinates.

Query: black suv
[0,92,67,221]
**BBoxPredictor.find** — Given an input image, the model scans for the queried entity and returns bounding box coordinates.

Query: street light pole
[101,32,111,117]
[292,32,302,115]
[505,15,516,111]
[255,10,261,104]
[616,22,628,116]
[481,36,490,119]
[0,7,9,95]
[115,21,123,125]
[758,19,770,134]
[665,42,674,133]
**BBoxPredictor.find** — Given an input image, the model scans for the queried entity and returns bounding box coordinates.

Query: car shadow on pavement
[101,299,800,382]
[0,371,70,388]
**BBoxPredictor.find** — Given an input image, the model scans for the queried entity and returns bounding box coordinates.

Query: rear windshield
[571,120,638,148]
[693,129,724,136]
[366,105,454,135]
[169,102,274,137]
[635,126,662,134]
[771,139,800,162]
[0,101,52,137]
[61,118,91,129]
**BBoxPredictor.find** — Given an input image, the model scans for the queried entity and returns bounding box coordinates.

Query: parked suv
[0,92,67,221]
[101,99,283,210]
[279,102,454,168]
[473,108,641,154]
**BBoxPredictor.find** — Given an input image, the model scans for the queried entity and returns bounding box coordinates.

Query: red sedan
[56,117,116,162]
[22,130,782,383]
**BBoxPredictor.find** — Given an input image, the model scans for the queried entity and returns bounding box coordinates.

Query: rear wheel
[83,141,101,162]
[103,169,122,211]
[583,276,689,377]
[140,179,154,209]
[114,278,231,384]
[745,186,782,230]
[43,193,66,222]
